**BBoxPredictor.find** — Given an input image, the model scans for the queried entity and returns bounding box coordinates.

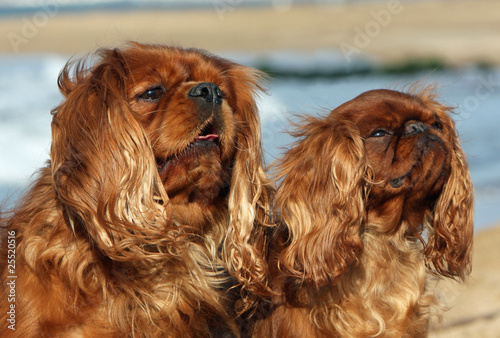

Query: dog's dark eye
[138,87,164,102]
[432,121,443,131]
[370,129,389,138]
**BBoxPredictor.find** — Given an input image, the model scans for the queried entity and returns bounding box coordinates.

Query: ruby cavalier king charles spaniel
[250,87,473,337]
[0,43,273,337]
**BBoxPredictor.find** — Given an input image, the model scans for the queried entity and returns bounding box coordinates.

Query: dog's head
[274,87,473,285]
[51,43,272,292]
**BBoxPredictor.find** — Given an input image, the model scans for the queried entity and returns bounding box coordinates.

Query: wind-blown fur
[251,87,474,337]
[0,43,273,337]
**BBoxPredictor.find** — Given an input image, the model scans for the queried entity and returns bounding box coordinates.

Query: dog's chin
[368,151,450,231]
[156,139,220,176]
[156,138,230,207]
[370,144,450,209]
[383,133,450,192]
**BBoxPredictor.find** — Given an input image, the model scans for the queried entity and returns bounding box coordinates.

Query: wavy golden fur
[251,87,474,337]
[0,43,273,337]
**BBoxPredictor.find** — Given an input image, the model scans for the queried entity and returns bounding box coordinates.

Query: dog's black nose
[188,82,223,106]
[404,121,429,136]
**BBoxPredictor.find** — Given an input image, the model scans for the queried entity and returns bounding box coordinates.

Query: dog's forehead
[373,99,433,123]
[125,47,229,85]
[121,48,235,99]
[342,91,436,128]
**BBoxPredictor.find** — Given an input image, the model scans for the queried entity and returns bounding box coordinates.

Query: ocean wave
[0,53,498,229]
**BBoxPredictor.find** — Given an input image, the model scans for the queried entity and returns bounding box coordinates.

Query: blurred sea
[0,51,499,231]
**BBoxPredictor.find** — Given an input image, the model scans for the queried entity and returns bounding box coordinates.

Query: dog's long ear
[422,93,474,281]
[274,116,367,286]
[220,64,275,299]
[51,48,172,260]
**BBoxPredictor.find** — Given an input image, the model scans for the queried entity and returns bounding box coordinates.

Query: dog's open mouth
[156,122,221,174]
[195,123,219,143]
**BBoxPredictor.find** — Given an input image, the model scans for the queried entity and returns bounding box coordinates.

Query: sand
[1,0,500,66]
[430,225,500,337]
[1,1,499,335]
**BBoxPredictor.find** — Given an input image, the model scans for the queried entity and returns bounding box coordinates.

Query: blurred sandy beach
[1,0,499,336]
[430,224,500,337]
[1,0,500,66]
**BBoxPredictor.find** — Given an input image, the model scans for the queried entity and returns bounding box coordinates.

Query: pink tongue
[196,134,218,141]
